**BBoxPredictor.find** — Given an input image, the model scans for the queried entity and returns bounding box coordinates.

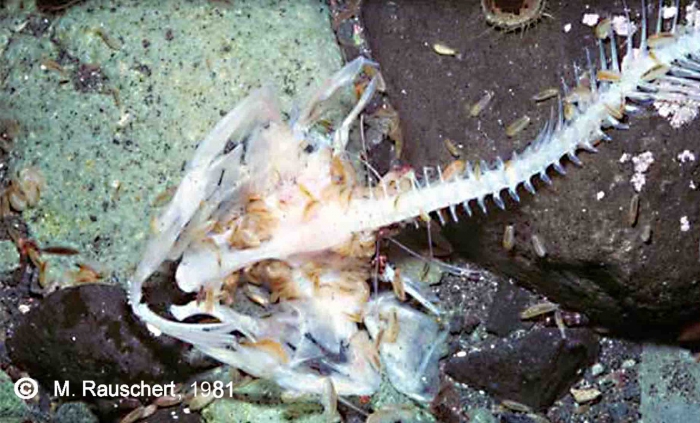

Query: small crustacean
[640,224,652,244]
[544,309,589,328]
[152,185,177,207]
[520,301,571,338]
[503,224,515,251]
[119,406,146,423]
[91,27,122,51]
[391,267,406,301]
[0,167,46,216]
[153,393,183,408]
[67,262,103,284]
[532,87,559,102]
[443,138,461,158]
[520,299,589,338]
[7,225,79,290]
[432,43,458,56]
[501,399,532,413]
[628,194,640,227]
[531,233,547,258]
[520,301,558,320]
[595,18,612,39]
[506,115,531,137]
[469,90,494,117]
[40,59,68,80]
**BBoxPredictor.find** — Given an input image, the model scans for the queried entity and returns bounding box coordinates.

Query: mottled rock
[0,369,28,421]
[637,344,700,423]
[463,315,481,335]
[363,0,700,333]
[500,413,540,423]
[6,284,198,400]
[54,402,99,423]
[430,381,469,423]
[448,312,465,335]
[445,328,599,410]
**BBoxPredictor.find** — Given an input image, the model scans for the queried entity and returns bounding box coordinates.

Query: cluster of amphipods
[0,165,106,290]
[0,167,45,216]
[127,0,700,418]
[128,56,446,415]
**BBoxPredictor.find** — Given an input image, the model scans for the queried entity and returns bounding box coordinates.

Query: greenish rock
[0,240,18,272]
[468,408,498,423]
[54,402,99,423]
[203,398,327,423]
[369,374,407,411]
[1,0,343,286]
[201,379,329,423]
[393,254,443,286]
[200,374,435,422]
[0,27,11,57]
[0,370,28,422]
[639,344,700,422]
[369,376,434,422]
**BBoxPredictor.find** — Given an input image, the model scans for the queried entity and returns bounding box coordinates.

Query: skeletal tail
[349,0,700,231]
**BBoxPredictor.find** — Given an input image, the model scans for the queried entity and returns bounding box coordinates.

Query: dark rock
[141,405,201,423]
[445,328,599,410]
[362,0,700,334]
[500,413,538,423]
[622,381,641,401]
[92,397,142,422]
[6,284,199,402]
[336,19,357,47]
[37,0,87,13]
[338,398,370,423]
[430,381,469,423]
[0,216,31,290]
[485,281,535,337]
[366,129,397,177]
[447,337,461,356]
[462,314,481,334]
[448,312,465,335]
[73,63,108,93]
[606,402,631,422]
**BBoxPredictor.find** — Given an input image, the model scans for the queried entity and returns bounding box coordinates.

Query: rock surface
[430,380,470,423]
[6,284,198,400]
[0,0,344,285]
[445,328,599,410]
[142,405,201,423]
[485,280,535,337]
[54,402,99,423]
[363,0,700,333]
[639,344,700,423]
[0,369,28,422]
